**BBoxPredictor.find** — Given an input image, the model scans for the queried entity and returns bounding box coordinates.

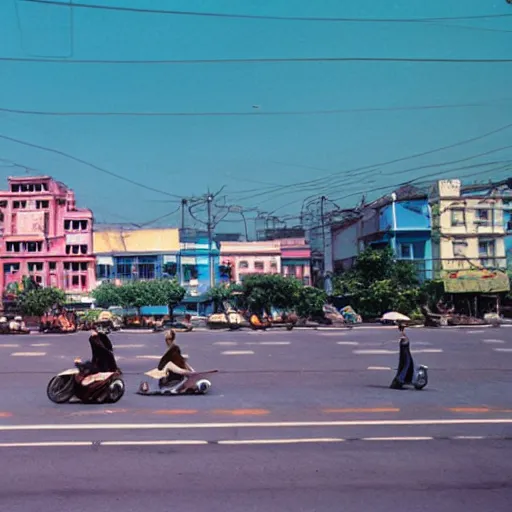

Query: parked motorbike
[412,364,428,390]
[137,368,218,396]
[47,360,125,404]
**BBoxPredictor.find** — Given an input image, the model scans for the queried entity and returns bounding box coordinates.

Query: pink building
[277,237,312,285]
[0,176,95,295]
[220,241,282,283]
[220,238,311,285]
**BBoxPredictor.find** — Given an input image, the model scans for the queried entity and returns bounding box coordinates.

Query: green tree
[207,283,243,313]
[17,287,66,317]
[333,247,423,318]
[146,279,186,319]
[295,286,327,318]
[92,283,122,308]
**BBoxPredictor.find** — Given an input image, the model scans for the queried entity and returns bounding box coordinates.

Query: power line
[2,55,512,64]
[0,133,183,199]
[225,121,512,199]
[21,1,512,23]
[1,99,510,117]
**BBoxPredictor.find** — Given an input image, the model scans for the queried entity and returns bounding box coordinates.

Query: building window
[270,261,278,270]
[64,219,88,231]
[452,240,467,258]
[450,208,465,226]
[254,261,265,270]
[36,200,49,209]
[72,275,80,287]
[479,240,496,267]
[13,201,27,209]
[28,262,44,272]
[11,183,48,193]
[26,242,42,253]
[3,263,20,274]
[97,264,111,279]
[6,242,21,252]
[239,260,249,269]
[64,262,86,272]
[475,208,491,226]
[81,275,87,288]
[398,243,413,259]
[0,200,7,208]
[49,262,57,271]
[65,244,88,255]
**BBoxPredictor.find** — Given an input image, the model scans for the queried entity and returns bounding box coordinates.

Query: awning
[96,256,114,266]
[140,306,169,316]
[443,269,510,293]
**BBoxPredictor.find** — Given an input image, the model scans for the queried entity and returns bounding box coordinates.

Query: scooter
[137,368,218,396]
[47,360,125,404]
[412,364,428,390]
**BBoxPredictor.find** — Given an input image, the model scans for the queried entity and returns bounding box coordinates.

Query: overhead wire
[2,55,512,64]
[0,133,183,199]
[21,1,512,23]
[1,99,510,117]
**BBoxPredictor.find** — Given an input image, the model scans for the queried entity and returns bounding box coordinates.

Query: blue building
[331,187,433,281]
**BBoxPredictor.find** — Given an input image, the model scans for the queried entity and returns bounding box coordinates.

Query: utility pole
[179,198,188,285]
[207,192,214,288]
[320,196,327,275]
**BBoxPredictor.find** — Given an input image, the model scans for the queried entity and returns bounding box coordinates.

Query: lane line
[114,344,145,348]
[30,343,51,347]
[221,350,255,355]
[11,352,46,357]
[0,344,20,348]
[367,366,392,370]
[362,437,433,441]
[219,438,344,445]
[482,339,505,344]
[2,418,512,431]
[213,342,238,346]
[212,409,270,416]
[323,408,399,414]
[448,407,490,413]
[336,341,359,346]
[0,442,92,448]
[0,412,12,418]
[493,348,512,352]
[353,349,442,355]
[136,355,161,359]
[453,436,485,440]
[245,341,291,346]
[102,440,208,446]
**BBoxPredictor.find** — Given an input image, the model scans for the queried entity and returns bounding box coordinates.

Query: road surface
[0,326,511,511]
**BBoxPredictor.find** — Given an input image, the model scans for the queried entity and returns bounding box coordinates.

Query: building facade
[94,228,180,285]
[276,237,312,285]
[220,241,282,283]
[429,179,507,277]
[0,176,95,295]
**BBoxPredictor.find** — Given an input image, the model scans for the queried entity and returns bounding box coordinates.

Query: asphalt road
[1,326,511,511]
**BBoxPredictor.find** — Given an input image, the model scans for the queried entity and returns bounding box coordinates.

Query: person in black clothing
[88,329,118,373]
[390,323,414,389]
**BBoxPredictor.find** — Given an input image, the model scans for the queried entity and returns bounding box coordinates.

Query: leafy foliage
[17,287,66,317]
[92,280,186,312]
[207,283,243,312]
[333,247,424,318]
[295,286,327,318]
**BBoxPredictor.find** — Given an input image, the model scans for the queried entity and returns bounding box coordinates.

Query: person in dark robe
[390,323,414,389]
[88,329,118,373]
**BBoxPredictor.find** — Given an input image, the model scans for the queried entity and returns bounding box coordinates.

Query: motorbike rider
[156,329,193,387]
[87,328,118,373]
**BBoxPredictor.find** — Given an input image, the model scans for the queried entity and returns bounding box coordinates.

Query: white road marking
[0,344,20,348]
[1,418,512,432]
[114,344,145,348]
[11,352,46,357]
[102,440,207,446]
[353,349,397,355]
[452,436,485,440]
[219,438,344,445]
[136,355,161,360]
[0,442,92,448]
[362,437,433,442]
[221,350,255,355]
[336,341,359,346]
[367,366,392,371]
[30,343,51,347]
[483,339,505,344]
[493,348,512,352]
[319,332,349,336]
[245,341,291,346]
[213,341,238,346]
[354,348,442,355]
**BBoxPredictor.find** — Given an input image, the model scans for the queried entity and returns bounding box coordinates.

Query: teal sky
[0,0,511,232]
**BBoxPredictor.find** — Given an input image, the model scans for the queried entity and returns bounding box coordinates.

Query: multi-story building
[0,176,95,295]
[429,179,509,292]
[220,241,282,283]
[275,237,312,285]
[93,227,180,285]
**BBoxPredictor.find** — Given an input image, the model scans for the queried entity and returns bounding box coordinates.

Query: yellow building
[429,179,509,293]
[93,228,180,283]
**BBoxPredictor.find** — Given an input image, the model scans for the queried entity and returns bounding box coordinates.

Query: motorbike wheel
[414,370,428,390]
[47,376,75,403]
[108,378,125,403]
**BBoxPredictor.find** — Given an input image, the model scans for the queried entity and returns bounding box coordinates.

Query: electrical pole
[180,198,188,285]
[320,196,327,276]
[207,193,214,288]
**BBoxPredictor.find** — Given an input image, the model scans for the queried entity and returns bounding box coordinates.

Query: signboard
[16,212,44,235]
[443,269,510,294]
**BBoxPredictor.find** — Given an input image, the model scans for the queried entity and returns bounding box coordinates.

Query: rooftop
[94,227,180,254]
